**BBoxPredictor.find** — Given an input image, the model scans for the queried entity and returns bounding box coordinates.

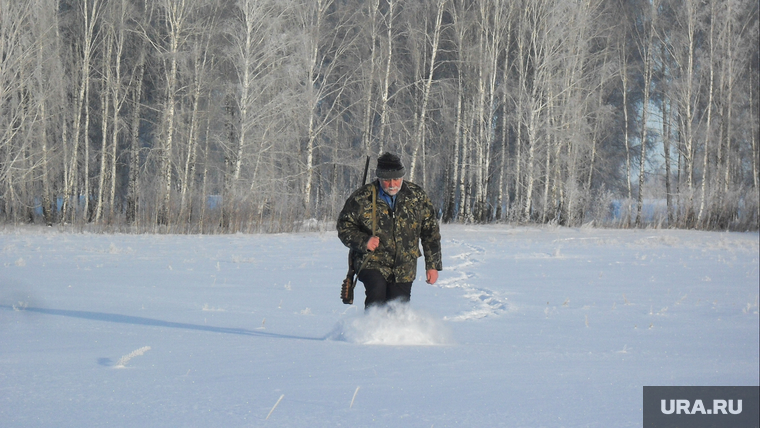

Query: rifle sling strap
[354,184,377,283]
[371,184,377,236]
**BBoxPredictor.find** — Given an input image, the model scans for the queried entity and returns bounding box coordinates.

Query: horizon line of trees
[1,0,758,233]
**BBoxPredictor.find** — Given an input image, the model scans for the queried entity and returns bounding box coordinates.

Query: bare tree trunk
[108,92,118,224]
[620,41,632,226]
[524,104,537,221]
[83,55,92,223]
[444,69,464,223]
[587,74,606,191]
[108,0,128,223]
[95,32,112,223]
[40,102,53,225]
[378,0,395,153]
[682,0,698,225]
[635,0,656,227]
[362,0,380,154]
[234,0,261,187]
[458,104,473,221]
[304,112,317,218]
[752,82,759,192]
[585,37,612,198]
[474,17,487,222]
[61,117,69,220]
[199,117,211,233]
[180,33,211,225]
[474,0,503,222]
[222,94,236,231]
[445,1,469,223]
[302,0,352,217]
[523,4,546,223]
[35,25,54,226]
[514,6,529,221]
[663,95,673,225]
[497,15,513,221]
[62,0,101,224]
[522,0,549,222]
[158,0,190,226]
[127,48,145,226]
[229,0,260,230]
[410,0,444,183]
[697,5,715,226]
[721,1,735,198]
[542,86,554,223]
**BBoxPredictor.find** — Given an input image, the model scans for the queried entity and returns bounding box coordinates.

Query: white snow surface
[1,224,758,427]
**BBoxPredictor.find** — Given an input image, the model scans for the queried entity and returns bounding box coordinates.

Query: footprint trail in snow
[434,239,512,321]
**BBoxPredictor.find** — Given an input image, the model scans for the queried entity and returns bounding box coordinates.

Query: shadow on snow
[0,305,327,341]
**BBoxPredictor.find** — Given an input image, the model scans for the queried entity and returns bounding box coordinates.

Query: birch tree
[298,0,358,217]
[94,30,113,224]
[377,0,397,154]
[673,0,702,225]
[409,0,445,183]
[0,1,34,221]
[522,0,553,221]
[633,0,657,227]
[360,0,381,155]
[33,0,62,225]
[177,11,216,227]
[496,3,515,221]
[696,0,716,226]
[155,0,199,226]
[59,0,103,224]
[126,37,149,225]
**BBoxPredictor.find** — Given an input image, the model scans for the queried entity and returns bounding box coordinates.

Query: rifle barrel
[361,155,370,186]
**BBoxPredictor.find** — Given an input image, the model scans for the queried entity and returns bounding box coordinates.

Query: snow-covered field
[1,225,758,427]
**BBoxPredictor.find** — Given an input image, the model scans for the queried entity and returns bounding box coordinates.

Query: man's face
[379,178,403,196]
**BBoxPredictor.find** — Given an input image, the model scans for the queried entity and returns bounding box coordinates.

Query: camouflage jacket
[337,180,442,283]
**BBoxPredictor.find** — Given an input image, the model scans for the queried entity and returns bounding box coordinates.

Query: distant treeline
[0,0,757,232]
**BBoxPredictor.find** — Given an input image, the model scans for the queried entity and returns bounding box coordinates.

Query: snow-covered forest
[0,0,758,232]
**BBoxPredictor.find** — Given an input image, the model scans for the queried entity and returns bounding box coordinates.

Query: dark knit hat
[376,152,405,179]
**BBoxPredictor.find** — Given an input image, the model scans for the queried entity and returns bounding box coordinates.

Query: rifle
[341,155,371,304]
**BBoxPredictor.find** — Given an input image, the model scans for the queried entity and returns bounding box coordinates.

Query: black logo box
[644,386,759,428]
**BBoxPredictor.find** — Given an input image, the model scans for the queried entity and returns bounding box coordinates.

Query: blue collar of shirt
[377,182,397,210]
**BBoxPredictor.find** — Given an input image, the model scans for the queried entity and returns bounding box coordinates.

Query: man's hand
[426,269,438,285]
[367,236,379,252]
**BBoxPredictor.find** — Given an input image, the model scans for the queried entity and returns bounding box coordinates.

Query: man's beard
[385,186,400,195]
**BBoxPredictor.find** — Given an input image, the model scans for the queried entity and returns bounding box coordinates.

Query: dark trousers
[357,269,412,309]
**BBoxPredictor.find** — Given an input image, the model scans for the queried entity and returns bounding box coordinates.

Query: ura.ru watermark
[644,386,758,428]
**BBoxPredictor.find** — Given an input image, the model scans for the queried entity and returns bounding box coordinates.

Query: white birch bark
[681,0,698,223]
[179,40,208,225]
[634,0,656,227]
[158,0,190,225]
[409,0,444,183]
[127,48,145,225]
[62,0,101,223]
[94,33,112,223]
[697,2,715,225]
[497,8,514,221]
[378,0,395,153]
[108,0,128,222]
[619,41,633,225]
[362,0,380,154]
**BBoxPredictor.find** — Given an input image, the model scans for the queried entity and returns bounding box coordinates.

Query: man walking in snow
[337,152,442,309]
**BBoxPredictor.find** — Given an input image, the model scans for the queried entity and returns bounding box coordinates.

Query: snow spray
[329,301,452,346]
